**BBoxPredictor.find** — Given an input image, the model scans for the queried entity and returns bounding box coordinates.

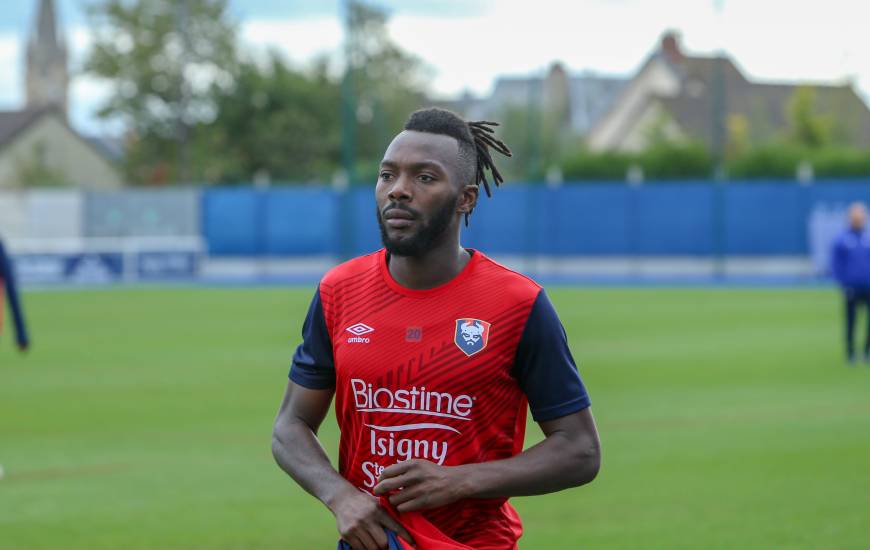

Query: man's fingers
[379,460,414,480]
[388,486,425,507]
[377,510,415,547]
[373,473,412,495]
[365,522,389,549]
[353,528,381,550]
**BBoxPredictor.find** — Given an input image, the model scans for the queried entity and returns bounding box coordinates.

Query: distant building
[0,107,122,188]
[447,62,627,136]
[0,0,121,188]
[587,32,870,152]
[26,0,68,117]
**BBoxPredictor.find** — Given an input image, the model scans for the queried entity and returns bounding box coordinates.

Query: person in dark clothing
[0,236,29,352]
[831,202,870,364]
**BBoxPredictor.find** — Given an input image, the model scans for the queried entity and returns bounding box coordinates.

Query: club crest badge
[454,318,491,357]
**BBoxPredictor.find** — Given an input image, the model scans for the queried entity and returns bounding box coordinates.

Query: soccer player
[831,202,870,364]
[272,108,600,549]
[0,235,29,352]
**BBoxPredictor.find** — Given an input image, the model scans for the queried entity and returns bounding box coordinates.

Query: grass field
[1,286,869,549]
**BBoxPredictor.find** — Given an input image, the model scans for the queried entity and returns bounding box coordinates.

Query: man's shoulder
[320,250,383,289]
[474,251,542,302]
[834,230,861,247]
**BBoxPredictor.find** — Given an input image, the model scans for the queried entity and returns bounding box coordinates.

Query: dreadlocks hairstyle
[404,108,512,225]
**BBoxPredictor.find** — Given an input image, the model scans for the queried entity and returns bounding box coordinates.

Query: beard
[377,197,457,257]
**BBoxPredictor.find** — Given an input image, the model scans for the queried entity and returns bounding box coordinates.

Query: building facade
[0,0,121,188]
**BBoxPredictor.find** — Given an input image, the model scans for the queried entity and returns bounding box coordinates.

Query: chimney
[660,31,683,64]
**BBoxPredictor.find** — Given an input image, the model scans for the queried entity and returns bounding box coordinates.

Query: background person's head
[848,202,867,230]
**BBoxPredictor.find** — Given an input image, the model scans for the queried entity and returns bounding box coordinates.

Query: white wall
[0,189,83,240]
[586,58,680,151]
[0,114,122,189]
[0,191,27,239]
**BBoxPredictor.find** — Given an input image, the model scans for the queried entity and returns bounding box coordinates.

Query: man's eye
[380,172,393,181]
[419,174,434,183]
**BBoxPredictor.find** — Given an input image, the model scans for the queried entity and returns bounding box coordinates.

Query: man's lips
[385,218,414,229]
[384,209,415,220]
[383,208,417,229]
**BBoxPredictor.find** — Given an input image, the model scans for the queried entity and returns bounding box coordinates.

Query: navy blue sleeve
[830,235,846,285]
[513,289,590,422]
[288,286,335,389]
[0,240,29,349]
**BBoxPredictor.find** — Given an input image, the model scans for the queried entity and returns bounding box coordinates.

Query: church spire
[25,0,68,115]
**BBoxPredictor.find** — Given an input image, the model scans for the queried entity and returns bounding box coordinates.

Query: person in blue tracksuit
[0,236,29,352]
[831,202,870,364]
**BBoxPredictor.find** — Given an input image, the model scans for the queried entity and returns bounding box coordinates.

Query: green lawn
[1,287,868,549]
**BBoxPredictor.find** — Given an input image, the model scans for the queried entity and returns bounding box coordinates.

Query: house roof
[85,136,125,162]
[0,106,123,166]
[596,31,870,149]
[566,75,627,134]
[657,76,870,148]
[448,70,627,135]
[0,108,49,149]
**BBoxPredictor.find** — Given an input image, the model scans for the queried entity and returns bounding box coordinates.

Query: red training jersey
[290,249,590,549]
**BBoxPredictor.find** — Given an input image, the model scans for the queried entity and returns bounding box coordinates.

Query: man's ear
[457,184,479,216]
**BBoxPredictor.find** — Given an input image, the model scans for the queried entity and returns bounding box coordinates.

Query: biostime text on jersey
[350,378,475,488]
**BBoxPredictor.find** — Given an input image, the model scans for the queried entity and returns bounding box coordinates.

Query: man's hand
[272,382,414,549]
[374,409,600,510]
[331,487,414,550]
[374,459,468,513]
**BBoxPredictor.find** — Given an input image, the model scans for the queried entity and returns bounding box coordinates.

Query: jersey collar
[379,248,481,298]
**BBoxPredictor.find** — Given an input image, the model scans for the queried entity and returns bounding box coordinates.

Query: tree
[786,86,832,149]
[726,113,750,159]
[84,0,236,184]
[343,1,428,182]
[84,0,428,185]
[637,112,713,179]
[195,53,341,183]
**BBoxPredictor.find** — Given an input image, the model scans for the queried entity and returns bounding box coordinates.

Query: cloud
[390,0,870,99]
[239,17,342,65]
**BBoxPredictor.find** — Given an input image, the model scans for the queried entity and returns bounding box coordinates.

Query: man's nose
[387,175,413,202]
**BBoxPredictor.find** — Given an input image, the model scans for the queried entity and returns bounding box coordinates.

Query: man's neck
[388,242,471,290]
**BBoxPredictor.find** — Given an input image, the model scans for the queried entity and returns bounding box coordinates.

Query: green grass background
[1,287,868,549]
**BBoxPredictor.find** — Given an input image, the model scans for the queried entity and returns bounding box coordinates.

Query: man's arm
[272,381,413,550]
[0,240,29,351]
[374,407,600,511]
[830,237,846,284]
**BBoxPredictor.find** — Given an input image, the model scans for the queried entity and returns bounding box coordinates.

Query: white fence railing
[10,236,204,285]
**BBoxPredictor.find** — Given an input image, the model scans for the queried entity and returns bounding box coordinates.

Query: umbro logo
[346,323,374,343]
[346,323,374,336]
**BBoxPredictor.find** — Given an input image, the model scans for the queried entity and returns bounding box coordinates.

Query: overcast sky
[1,0,867,136]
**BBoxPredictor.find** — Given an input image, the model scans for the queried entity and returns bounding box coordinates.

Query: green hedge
[561,151,633,180]
[561,144,713,181]
[726,146,870,179]
[725,146,803,179]
[561,144,870,182]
